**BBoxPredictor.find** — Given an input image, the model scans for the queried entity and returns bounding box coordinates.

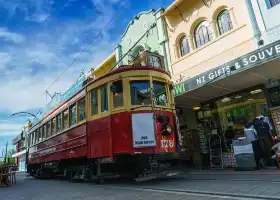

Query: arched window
[270,0,280,7]
[179,35,190,57]
[217,9,233,35]
[194,21,213,49]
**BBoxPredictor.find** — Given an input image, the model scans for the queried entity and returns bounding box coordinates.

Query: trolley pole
[4,141,8,163]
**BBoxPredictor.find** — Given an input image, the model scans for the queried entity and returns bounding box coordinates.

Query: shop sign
[174,39,280,97]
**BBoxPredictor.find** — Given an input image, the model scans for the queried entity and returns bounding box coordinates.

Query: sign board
[232,139,256,170]
[174,39,280,96]
[131,113,156,148]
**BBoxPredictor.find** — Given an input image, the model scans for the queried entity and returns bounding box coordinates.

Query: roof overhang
[161,0,184,17]
[174,39,280,108]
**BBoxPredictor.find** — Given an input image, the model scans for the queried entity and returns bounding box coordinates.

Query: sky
[0,0,174,153]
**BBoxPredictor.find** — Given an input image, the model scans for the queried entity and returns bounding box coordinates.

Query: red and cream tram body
[27,52,181,182]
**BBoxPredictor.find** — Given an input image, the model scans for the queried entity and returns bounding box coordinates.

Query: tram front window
[130,80,151,105]
[153,81,168,106]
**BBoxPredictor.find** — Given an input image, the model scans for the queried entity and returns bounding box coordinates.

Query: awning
[174,39,280,108]
[12,150,26,158]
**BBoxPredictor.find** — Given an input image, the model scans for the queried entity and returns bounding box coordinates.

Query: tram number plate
[160,139,175,148]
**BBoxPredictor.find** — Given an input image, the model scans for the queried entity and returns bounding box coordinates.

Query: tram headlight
[161,123,173,137]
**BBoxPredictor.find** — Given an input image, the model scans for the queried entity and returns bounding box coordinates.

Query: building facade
[115,9,172,73]
[12,120,32,172]
[163,0,280,168]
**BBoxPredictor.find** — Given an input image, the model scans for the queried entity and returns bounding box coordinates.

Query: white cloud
[26,13,49,22]
[0,28,25,44]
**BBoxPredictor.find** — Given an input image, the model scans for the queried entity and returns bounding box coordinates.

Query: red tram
[26,52,182,183]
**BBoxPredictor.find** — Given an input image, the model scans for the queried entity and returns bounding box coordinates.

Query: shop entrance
[179,84,276,169]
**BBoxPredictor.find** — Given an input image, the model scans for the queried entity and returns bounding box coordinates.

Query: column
[210,20,218,39]
[228,7,238,27]
[114,44,123,68]
[245,0,261,39]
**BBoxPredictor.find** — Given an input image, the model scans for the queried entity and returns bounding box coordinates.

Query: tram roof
[28,65,170,133]
[86,65,171,86]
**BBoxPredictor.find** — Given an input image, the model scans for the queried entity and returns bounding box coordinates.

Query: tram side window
[39,127,43,142]
[51,117,56,135]
[78,98,86,122]
[47,121,51,138]
[153,81,168,106]
[43,124,47,138]
[63,109,69,129]
[111,80,124,108]
[70,104,77,126]
[91,89,98,115]
[57,113,62,132]
[130,80,151,105]
[101,84,108,112]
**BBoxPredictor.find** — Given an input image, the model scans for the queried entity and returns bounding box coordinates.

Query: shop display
[209,131,223,169]
[271,110,280,136]
[222,152,236,168]
[232,139,256,171]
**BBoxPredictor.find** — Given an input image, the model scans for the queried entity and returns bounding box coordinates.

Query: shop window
[217,9,233,35]
[111,80,124,108]
[57,113,62,132]
[63,109,69,129]
[270,0,280,7]
[100,84,108,112]
[194,21,213,48]
[70,104,77,126]
[78,98,86,122]
[179,35,190,57]
[91,89,98,115]
[130,80,151,105]
[51,118,56,135]
[47,121,51,138]
[153,81,168,106]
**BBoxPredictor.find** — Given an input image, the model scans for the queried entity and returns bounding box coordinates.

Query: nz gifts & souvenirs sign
[174,39,280,97]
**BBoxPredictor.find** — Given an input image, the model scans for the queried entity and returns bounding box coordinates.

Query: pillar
[114,44,123,68]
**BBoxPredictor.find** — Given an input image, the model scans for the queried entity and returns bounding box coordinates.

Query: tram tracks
[100,184,280,200]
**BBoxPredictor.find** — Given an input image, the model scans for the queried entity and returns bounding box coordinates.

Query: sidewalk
[184,168,280,182]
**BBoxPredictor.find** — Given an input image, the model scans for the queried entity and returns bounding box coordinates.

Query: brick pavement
[0,173,266,200]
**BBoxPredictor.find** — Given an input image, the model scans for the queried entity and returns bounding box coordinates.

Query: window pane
[130,80,151,105]
[51,118,56,135]
[179,36,190,57]
[63,109,69,129]
[78,98,86,121]
[39,127,42,142]
[270,0,280,7]
[195,21,212,48]
[57,113,62,132]
[153,81,168,106]
[218,10,233,35]
[112,80,124,108]
[32,132,35,145]
[47,121,51,138]
[44,124,47,138]
[70,104,77,126]
[101,85,108,112]
[91,89,98,115]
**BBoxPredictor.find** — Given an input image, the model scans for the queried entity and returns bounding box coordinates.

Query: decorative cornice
[121,9,156,38]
